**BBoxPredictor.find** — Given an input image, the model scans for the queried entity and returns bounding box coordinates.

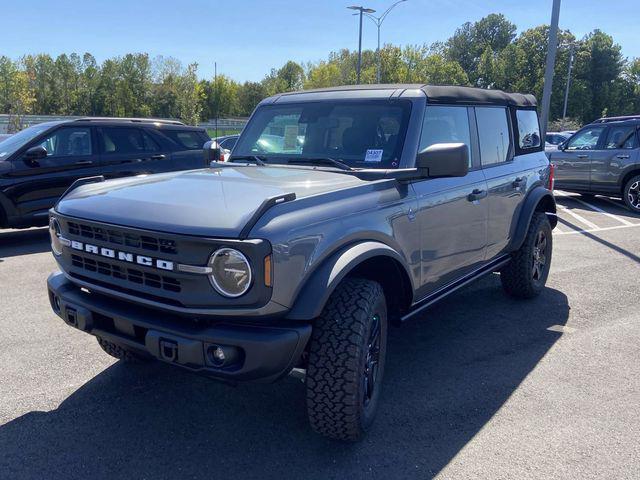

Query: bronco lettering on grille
[66,239,174,271]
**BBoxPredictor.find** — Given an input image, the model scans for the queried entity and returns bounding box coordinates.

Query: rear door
[475,106,525,259]
[590,124,640,193]
[161,128,210,170]
[551,125,606,190]
[8,125,97,217]
[98,126,169,179]
[412,105,488,296]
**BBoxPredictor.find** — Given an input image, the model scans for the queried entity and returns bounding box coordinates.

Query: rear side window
[516,110,541,149]
[419,106,472,167]
[566,127,605,151]
[603,125,638,150]
[164,130,208,150]
[101,128,160,154]
[476,107,511,165]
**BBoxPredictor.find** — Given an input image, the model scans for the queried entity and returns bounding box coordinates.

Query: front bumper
[47,272,311,383]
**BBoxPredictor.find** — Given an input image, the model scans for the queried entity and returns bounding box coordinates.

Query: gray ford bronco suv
[47,84,556,440]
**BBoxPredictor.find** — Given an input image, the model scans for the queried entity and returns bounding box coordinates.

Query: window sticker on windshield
[365,149,383,162]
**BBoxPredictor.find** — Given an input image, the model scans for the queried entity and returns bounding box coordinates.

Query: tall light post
[540,0,561,138]
[364,0,408,83]
[561,42,575,129]
[347,6,376,84]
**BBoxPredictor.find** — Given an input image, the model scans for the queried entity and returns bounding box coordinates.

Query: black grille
[71,254,181,293]
[67,221,177,255]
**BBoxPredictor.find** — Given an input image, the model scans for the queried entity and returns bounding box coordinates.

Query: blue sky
[3,0,638,82]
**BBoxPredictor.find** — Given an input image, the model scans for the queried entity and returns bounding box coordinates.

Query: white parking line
[554,222,640,236]
[556,204,600,230]
[555,192,635,226]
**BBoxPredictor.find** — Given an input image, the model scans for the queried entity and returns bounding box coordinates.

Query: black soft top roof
[273,84,537,108]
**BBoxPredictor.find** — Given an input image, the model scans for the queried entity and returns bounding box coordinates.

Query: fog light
[206,344,241,367]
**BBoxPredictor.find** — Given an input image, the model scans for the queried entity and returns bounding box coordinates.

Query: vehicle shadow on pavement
[0,228,50,259]
[0,275,569,480]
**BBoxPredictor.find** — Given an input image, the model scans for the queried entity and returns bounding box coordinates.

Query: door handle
[512,177,525,188]
[576,154,588,159]
[74,160,93,166]
[151,154,166,160]
[467,189,487,202]
[616,154,630,159]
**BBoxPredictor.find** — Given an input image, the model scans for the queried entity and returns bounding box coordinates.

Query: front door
[590,124,639,193]
[551,125,606,191]
[8,125,97,218]
[412,105,488,297]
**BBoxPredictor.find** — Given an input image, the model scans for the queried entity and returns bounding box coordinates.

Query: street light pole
[347,6,376,84]
[561,43,575,128]
[364,0,408,84]
[540,0,561,138]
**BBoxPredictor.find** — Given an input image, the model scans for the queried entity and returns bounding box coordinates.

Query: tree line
[1,14,639,132]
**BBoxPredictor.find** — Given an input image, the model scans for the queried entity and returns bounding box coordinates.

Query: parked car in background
[545,131,570,156]
[548,115,640,212]
[0,118,211,229]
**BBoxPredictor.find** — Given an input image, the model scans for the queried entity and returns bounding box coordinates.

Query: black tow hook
[159,339,178,362]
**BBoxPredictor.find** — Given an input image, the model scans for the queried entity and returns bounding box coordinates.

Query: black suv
[0,118,210,228]
[549,115,640,212]
[47,85,556,440]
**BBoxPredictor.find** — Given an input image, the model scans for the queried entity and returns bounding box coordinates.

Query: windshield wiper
[287,157,354,171]
[229,155,267,166]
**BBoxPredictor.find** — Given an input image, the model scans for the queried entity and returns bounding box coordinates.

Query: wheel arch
[285,241,414,322]
[508,187,557,252]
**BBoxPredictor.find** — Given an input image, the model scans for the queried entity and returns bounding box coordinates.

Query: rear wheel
[96,337,151,364]
[501,212,552,299]
[305,278,387,441]
[623,175,640,213]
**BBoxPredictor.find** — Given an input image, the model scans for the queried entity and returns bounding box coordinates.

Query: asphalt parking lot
[1,192,639,480]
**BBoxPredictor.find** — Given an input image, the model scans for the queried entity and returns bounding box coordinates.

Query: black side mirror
[416,143,469,178]
[23,145,47,166]
[203,140,222,165]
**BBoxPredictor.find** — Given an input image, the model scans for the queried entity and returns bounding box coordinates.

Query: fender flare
[508,186,557,252]
[285,241,412,321]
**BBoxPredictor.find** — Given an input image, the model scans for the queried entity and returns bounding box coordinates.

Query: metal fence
[0,114,248,133]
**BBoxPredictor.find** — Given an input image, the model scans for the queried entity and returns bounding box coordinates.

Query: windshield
[0,123,53,159]
[232,100,411,169]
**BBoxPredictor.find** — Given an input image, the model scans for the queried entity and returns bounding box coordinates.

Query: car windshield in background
[0,123,53,159]
[232,101,411,169]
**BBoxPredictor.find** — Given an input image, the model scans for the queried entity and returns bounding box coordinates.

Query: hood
[56,166,367,237]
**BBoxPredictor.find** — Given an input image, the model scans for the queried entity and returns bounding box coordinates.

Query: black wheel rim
[363,314,381,407]
[628,181,640,210]
[532,230,548,281]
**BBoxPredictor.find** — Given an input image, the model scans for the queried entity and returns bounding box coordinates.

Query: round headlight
[49,217,63,256]
[208,248,252,297]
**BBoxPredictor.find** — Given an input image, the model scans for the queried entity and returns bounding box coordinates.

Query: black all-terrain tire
[623,175,640,213]
[96,337,150,364]
[501,211,553,299]
[305,278,388,441]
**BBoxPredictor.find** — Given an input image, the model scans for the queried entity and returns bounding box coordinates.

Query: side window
[475,107,511,166]
[603,125,638,150]
[566,127,605,151]
[516,109,541,149]
[101,128,160,154]
[164,130,207,150]
[38,127,92,157]
[419,106,472,167]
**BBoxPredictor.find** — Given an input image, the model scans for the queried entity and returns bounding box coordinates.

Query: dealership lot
[1,192,639,479]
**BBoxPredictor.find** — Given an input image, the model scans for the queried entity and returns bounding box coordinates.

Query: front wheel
[623,175,640,213]
[305,278,388,441]
[501,212,553,299]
